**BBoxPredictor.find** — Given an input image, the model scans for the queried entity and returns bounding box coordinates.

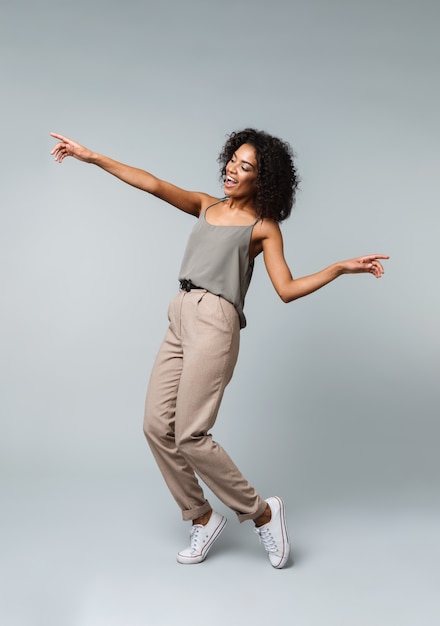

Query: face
[224,143,258,200]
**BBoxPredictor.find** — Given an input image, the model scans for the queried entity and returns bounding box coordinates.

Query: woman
[50,129,388,569]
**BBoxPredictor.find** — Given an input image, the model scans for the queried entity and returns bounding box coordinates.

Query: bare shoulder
[199,194,225,212]
[250,218,283,259]
[253,218,283,242]
[152,183,220,217]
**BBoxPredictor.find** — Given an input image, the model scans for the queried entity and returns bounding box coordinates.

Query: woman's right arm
[50,132,210,217]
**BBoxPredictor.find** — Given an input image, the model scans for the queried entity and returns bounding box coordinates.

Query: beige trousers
[144,289,267,522]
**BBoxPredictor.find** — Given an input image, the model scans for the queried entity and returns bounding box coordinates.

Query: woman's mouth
[225,176,237,188]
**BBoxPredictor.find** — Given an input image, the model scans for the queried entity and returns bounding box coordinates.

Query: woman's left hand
[340,255,389,278]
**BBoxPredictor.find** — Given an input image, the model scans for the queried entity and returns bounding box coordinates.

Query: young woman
[50,129,388,569]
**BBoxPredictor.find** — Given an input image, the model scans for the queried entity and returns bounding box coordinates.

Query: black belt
[179,279,204,292]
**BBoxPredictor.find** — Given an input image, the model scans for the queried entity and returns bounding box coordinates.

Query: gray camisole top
[178,199,260,329]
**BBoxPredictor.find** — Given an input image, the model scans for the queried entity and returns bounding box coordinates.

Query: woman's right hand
[49,132,213,216]
[50,132,94,163]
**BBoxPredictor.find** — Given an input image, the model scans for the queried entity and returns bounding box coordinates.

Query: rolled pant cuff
[182,500,212,522]
[237,500,268,524]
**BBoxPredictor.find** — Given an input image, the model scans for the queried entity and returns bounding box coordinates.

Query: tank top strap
[203,197,228,215]
[203,198,261,227]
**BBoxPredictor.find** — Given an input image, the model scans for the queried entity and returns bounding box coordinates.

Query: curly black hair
[218,128,299,223]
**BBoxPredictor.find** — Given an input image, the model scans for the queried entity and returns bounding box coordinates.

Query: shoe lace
[255,526,278,554]
[189,524,204,552]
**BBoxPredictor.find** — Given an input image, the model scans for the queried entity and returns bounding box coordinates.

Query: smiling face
[223,143,258,200]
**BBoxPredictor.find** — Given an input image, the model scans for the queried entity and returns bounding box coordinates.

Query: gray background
[1,1,439,625]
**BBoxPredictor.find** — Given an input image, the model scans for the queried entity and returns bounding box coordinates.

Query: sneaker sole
[177,516,228,564]
[270,496,290,569]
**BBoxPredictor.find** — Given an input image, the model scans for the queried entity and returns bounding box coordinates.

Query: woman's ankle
[192,509,212,526]
[254,504,271,528]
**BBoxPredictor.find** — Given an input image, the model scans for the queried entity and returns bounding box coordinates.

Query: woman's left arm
[261,221,389,303]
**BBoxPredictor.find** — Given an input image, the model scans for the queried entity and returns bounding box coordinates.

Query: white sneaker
[254,496,290,569]
[177,511,227,564]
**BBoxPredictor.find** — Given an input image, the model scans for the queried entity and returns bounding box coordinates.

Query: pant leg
[144,293,212,521]
[146,290,266,523]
